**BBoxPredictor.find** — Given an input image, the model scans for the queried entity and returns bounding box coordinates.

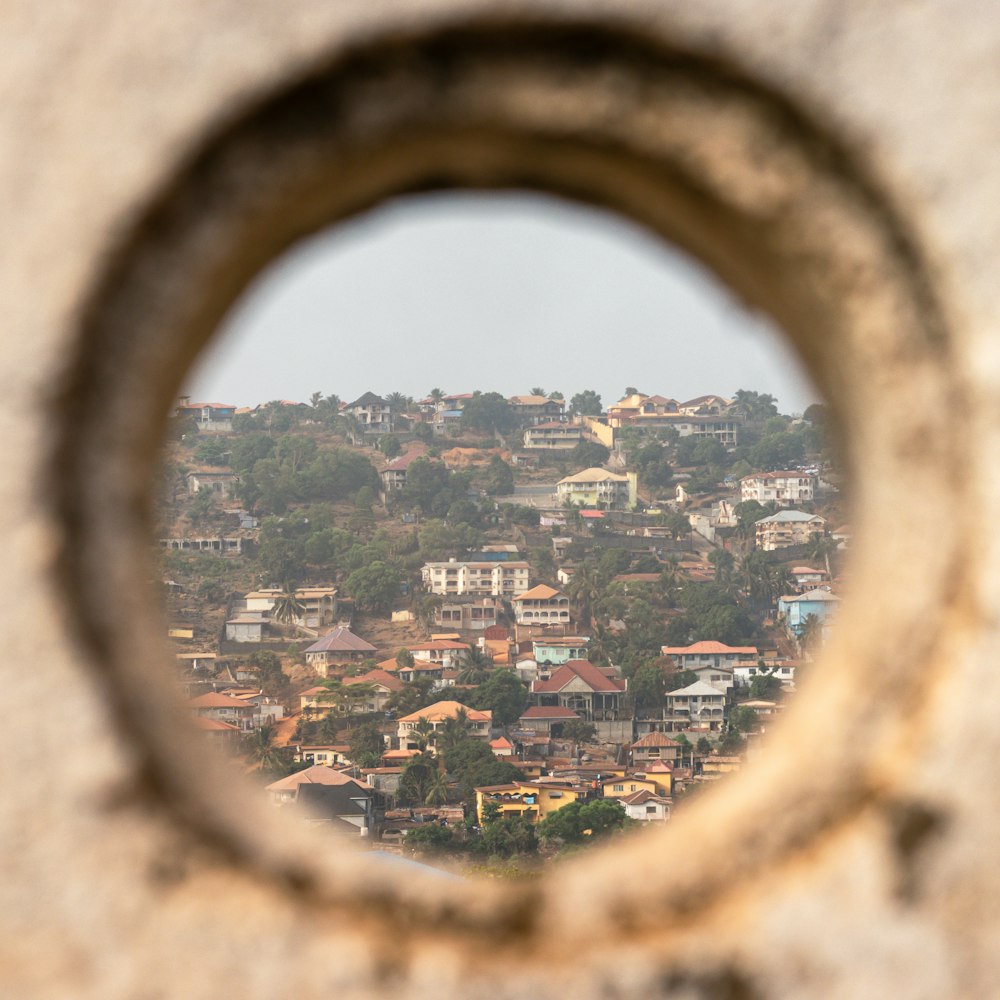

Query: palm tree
[429,388,445,404]
[437,709,472,753]
[709,548,737,595]
[798,613,823,652]
[244,725,287,774]
[530,387,546,397]
[270,582,304,626]
[566,562,601,629]
[807,532,839,579]
[408,717,435,752]
[424,765,450,806]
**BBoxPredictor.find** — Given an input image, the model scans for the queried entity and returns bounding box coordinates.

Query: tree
[395,648,415,668]
[729,704,761,734]
[424,765,451,806]
[461,391,518,436]
[568,389,603,416]
[750,673,782,700]
[378,434,401,459]
[270,582,304,625]
[562,718,597,747]
[348,721,385,768]
[696,736,713,754]
[624,386,640,397]
[537,799,630,848]
[472,669,528,726]
[732,389,779,421]
[708,548,736,593]
[630,662,667,715]
[244,725,287,776]
[665,669,698,691]
[345,560,401,613]
[478,815,538,858]
[481,455,514,496]
[404,824,456,855]
[398,752,438,805]
[570,441,611,467]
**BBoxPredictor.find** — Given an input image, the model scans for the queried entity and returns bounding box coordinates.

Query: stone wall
[3,2,1000,997]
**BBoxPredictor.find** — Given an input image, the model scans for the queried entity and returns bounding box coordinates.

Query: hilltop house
[508,395,566,424]
[663,681,727,732]
[511,585,571,626]
[523,421,583,450]
[396,701,492,751]
[303,627,377,675]
[379,445,428,492]
[344,391,393,434]
[778,588,842,636]
[660,640,758,671]
[741,471,815,506]
[175,399,236,433]
[531,660,627,721]
[557,468,638,510]
[421,559,531,597]
[755,510,827,551]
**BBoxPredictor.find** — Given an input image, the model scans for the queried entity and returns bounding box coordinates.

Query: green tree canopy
[568,389,602,416]
[472,669,529,727]
[461,392,518,435]
[537,799,630,847]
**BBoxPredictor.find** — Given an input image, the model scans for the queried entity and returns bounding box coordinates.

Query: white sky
[184,191,819,413]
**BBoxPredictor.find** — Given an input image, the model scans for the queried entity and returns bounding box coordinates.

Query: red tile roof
[531,660,626,694]
[344,668,404,692]
[188,692,253,709]
[660,641,758,656]
[520,706,581,720]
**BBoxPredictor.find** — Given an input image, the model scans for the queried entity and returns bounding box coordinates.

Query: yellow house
[635,761,674,798]
[602,776,659,800]
[556,468,638,510]
[475,779,590,825]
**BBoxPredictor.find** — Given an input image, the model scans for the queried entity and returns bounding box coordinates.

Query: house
[755,510,826,551]
[379,444,428,492]
[660,640,758,671]
[511,585,571,626]
[523,421,582,449]
[396,701,492,751]
[434,597,502,631]
[531,660,627,721]
[732,661,797,688]
[508,395,565,424]
[187,692,256,731]
[740,471,815,507]
[628,732,683,766]
[175,399,236,433]
[224,614,267,643]
[517,705,581,736]
[185,468,238,497]
[191,716,242,752]
[344,391,393,433]
[292,744,353,768]
[778,588,841,636]
[490,737,514,758]
[790,566,827,591]
[602,775,659,800]
[662,681,727,732]
[606,393,740,444]
[404,639,471,669]
[686,664,735,693]
[532,637,590,667]
[474,778,592,825]
[557,468,637,510]
[303,627,377,675]
[619,788,672,822]
[342,669,404,713]
[265,765,376,836]
[421,560,531,597]
[244,586,337,629]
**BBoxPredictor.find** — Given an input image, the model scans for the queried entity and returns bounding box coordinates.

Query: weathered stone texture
[2,2,999,997]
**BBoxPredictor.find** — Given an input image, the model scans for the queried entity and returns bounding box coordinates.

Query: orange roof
[406,640,471,652]
[490,737,514,750]
[193,716,240,731]
[511,584,564,602]
[398,700,491,724]
[188,692,253,709]
[532,660,626,694]
[660,641,758,655]
[265,765,368,793]
[344,669,404,692]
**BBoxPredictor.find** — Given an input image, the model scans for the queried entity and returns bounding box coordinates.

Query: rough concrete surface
[2,2,999,997]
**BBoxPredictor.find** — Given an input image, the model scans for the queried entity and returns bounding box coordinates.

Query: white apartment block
[421,559,532,597]
[740,471,815,507]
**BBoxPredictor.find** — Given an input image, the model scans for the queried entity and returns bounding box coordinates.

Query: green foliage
[249,650,288,695]
[501,504,540,527]
[719,729,747,754]
[632,440,674,488]
[403,823,456,855]
[471,669,529,727]
[193,439,229,467]
[561,719,597,745]
[570,441,611,468]
[348,721,385,768]
[696,736,713,754]
[460,392,518,435]
[443,737,524,801]
[536,799,630,847]
[344,560,402,613]
[400,458,471,517]
[398,753,438,805]
[597,547,632,580]
[732,389,779,421]
[630,663,667,711]
[417,519,481,562]
[729,705,760,734]
[481,455,515,496]
[665,669,698,691]
[378,434,401,459]
[478,815,538,858]
[568,389,602,416]
[750,673,782,699]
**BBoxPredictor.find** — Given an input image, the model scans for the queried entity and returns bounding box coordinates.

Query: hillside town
[161,386,844,870]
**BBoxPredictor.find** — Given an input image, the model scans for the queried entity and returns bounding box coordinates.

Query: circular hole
[53,19,961,955]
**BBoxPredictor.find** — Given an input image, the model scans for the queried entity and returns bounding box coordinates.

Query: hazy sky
[184,192,818,414]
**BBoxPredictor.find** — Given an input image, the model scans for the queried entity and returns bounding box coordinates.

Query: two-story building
[396,701,492,751]
[660,640,758,671]
[740,471,815,506]
[511,585,572,626]
[403,639,471,669]
[474,777,592,825]
[379,445,428,492]
[344,391,394,433]
[778,588,841,636]
[508,395,565,424]
[175,399,236,433]
[663,680,727,732]
[421,559,532,597]
[188,692,256,731]
[523,421,583,450]
[303,627,377,676]
[532,637,590,668]
[434,597,502,632]
[531,660,627,721]
[557,468,638,509]
[755,510,827,551]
